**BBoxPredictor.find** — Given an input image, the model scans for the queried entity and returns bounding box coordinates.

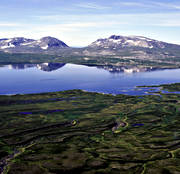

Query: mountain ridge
[0,35,180,65]
[0,36,69,52]
[89,35,180,49]
[1,35,180,51]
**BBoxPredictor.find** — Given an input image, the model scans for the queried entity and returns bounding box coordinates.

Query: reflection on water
[96,65,159,74]
[7,63,66,72]
[0,63,180,95]
[5,63,162,73]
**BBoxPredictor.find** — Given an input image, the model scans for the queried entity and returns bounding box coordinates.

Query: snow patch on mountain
[1,43,15,49]
[41,45,49,50]
[89,35,169,49]
[0,36,69,51]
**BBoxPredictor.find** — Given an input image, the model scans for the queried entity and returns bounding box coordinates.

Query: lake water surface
[1,63,180,95]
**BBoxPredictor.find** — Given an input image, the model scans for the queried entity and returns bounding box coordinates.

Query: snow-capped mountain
[20,37,69,50]
[0,37,35,49]
[0,36,69,52]
[89,35,172,49]
[0,35,180,59]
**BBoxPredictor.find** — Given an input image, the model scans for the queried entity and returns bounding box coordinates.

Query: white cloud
[34,12,180,27]
[75,2,109,10]
[149,2,180,10]
[117,1,180,10]
[0,23,20,27]
[118,2,150,7]
[52,22,98,28]
[153,20,180,27]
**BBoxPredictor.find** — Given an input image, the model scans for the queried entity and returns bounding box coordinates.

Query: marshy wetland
[1,83,180,173]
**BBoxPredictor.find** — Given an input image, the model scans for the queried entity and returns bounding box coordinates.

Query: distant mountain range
[0,36,68,53]
[89,35,175,49]
[0,35,180,61]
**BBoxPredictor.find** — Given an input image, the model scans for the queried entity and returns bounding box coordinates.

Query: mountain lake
[1,63,180,95]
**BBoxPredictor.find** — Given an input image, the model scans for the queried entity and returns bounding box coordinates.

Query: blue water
[1,63,180,95]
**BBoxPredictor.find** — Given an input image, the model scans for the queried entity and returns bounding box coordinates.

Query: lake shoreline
[1,82,180,96]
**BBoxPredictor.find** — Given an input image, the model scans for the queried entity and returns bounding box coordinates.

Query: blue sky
[0,0,180,46]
